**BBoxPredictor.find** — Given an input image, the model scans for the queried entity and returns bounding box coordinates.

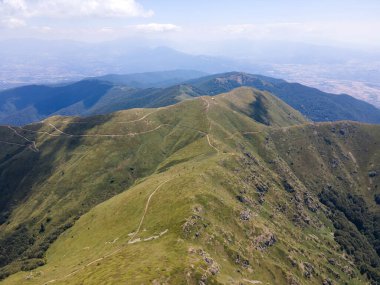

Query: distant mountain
[0,39,239,85]
[2,38,380,109]
[0,80,114,125]
[187,72,380,123]
[0,71,379,126]
[93,70,207,88]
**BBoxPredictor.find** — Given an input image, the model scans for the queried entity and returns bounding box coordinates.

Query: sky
[1,0,380,53]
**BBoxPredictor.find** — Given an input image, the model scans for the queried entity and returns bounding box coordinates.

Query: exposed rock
[243,151,258,164]
[286,275,300,285]
[193,205,204,214]
[330,159,339,168]
[283,180,295,193]
[375,194,380,205]
[342,265,355,278]
[287,255,297,267]
[254,232,277,251]
[327,258,336,265]
[258,194,265,205]
[326,267,340,279]
[209,265,219,276]
[182,215,204,238]
[276,203,287,213]
[303,262,314,278]
[197,249,220,277]
[304,192,319,213]
[369,171,378,177]
[322,278,333,285]
[256,184,268,194]
[324,137,332,145]
[235,254,250,268]
[292,211,311,227]
[236,195,248,204]
[240,209,252,221]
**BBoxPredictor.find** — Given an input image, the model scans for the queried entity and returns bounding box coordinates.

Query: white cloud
[0,0,154,18]
[1,17,26,28]
[135,23,181,33]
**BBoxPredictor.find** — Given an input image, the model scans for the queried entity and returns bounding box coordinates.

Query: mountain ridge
[0,88,379,284]
[0,71,379,126]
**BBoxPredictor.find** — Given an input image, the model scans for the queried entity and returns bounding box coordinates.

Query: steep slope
[188,72,380,123]
[0,87,379,284]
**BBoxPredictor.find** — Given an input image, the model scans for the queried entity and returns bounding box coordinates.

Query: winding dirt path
[0,100,223,153]
[42,179,172,285]
[200,97,220,153]
[47,123,167,138]
[128,179,171,243]
[7,125,39,152]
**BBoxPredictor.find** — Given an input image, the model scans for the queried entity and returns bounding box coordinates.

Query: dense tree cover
[319,186,380,283]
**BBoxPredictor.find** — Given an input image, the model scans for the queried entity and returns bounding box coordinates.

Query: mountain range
[2,38,380,109]
[0,78,379,284]
[0,71,379,126]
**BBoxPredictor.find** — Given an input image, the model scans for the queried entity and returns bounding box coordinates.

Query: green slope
[0,87,379,284]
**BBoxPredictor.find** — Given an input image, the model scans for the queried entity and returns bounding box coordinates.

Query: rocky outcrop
[302,262,314,278]
[254,232,277,251]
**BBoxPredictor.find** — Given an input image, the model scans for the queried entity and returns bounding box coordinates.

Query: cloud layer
[0,0,154,18]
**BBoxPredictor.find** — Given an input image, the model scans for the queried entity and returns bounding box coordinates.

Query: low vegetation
[0,87,378,284]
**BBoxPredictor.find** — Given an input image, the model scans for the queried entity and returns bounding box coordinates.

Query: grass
[0,87,378,284]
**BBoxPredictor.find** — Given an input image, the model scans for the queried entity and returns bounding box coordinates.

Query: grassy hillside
[0,87,379,284]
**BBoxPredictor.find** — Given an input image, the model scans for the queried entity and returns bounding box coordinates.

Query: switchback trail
[7,126,39,152]
[200,97,220,154]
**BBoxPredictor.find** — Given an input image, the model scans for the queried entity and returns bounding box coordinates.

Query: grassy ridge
[0,87,378,284]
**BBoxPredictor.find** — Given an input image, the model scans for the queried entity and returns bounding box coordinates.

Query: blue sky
[1,0,379,51]
[139,0,380,24]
